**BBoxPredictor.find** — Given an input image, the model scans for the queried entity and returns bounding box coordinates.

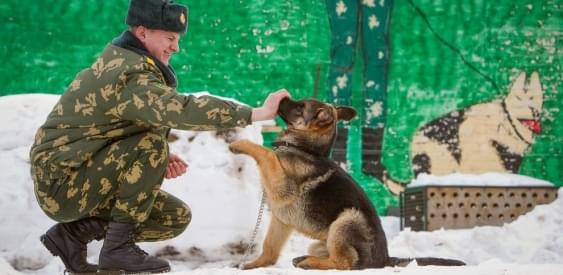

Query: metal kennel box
[400,185,558,231]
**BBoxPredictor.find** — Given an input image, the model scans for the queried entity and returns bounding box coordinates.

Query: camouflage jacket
[30,42,252,173]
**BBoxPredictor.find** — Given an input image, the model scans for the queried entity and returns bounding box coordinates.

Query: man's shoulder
[99,44,161,75]
[100,44,146,66]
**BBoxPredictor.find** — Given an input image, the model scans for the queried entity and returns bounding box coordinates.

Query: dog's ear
[336,106,357,121]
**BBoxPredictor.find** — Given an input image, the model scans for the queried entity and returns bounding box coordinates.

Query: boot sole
[40,234,98,275]
[97,266,171,274]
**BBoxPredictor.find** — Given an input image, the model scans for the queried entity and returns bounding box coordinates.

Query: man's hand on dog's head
[251,89,291,122]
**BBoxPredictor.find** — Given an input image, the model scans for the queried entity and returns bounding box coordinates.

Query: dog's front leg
[229,140,287,200]
[242,215,293,269]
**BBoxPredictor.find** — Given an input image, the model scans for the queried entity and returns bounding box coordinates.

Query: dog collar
[271,141,323,157]
[501,99,532,145]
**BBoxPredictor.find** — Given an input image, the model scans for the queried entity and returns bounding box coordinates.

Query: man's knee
[134,202,191,242]
[173,203,191,236]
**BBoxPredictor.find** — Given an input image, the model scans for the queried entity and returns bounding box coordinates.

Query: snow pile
[390,188,563,264]
[409,173,555,187]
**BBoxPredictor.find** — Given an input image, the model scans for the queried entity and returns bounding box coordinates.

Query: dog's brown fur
[230,98,465,270]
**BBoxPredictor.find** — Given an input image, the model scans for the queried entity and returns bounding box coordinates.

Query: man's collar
[111,31,178,88]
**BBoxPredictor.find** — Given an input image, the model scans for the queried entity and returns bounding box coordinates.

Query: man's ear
[134,26,148,41]
[336,106,357,121]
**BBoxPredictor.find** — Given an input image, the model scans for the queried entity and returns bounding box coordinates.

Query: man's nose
[171,41,180,53]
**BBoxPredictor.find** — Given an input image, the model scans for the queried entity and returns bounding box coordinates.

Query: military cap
[126,0,188,34]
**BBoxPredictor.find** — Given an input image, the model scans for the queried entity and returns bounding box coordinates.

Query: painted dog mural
[383,72,544,195]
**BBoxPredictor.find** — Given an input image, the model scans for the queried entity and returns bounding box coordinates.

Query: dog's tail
[387,256,466,267]
[380,172,408,196]
[368,167,409,196]
[362,152,409,196]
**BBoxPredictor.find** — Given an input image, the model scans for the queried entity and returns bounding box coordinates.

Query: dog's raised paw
[228,140,252,154]
[228,141,244,154]
[229,144,241,154]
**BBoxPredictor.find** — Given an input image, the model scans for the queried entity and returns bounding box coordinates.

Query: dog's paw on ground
[292,255,309,267]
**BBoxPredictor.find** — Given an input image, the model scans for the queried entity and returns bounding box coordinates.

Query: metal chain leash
[237,190,266,269]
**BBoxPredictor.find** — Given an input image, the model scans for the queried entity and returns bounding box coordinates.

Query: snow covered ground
[0,94,562,275]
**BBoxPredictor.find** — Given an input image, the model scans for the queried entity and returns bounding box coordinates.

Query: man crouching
[29,0,289,274]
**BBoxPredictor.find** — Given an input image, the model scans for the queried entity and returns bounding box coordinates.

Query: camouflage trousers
[31,131,191,242]
[325,0,393,128]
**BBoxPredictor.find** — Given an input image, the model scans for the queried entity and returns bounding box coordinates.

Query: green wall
[1,0,329,103]
[385,0,562,186]
[1,0,561,214]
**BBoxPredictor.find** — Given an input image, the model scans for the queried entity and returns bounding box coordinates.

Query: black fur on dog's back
[303,161,389,268]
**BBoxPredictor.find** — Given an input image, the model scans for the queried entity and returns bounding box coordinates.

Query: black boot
[331,127,348,167]
[98,222,170,274]
[40,217,107,274]
[361,127,386,179]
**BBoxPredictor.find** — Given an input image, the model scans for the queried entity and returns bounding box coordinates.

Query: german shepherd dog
[229,98,465,270]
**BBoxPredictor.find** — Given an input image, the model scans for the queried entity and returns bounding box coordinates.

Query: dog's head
[504,71,543,143]
[277,98,356,153]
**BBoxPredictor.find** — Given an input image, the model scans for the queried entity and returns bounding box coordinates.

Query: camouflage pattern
[30,43,252,241]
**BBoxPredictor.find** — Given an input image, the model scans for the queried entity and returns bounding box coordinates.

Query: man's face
[137,27,181,65]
